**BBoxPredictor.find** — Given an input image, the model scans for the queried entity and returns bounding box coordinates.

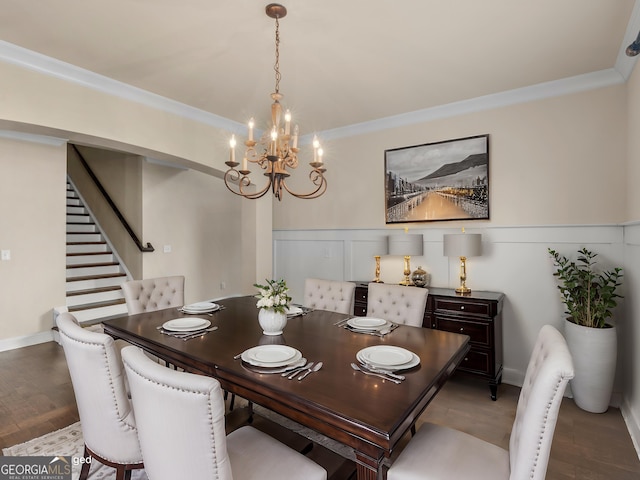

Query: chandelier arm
[280,170,327,199]
[224,169,272,199]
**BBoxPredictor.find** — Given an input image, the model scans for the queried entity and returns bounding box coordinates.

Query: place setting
[337,316,399,337]
[178,301,224,315]
[156,317,218,340]
[235,345,322,380]
[285,304,312,318]
[350,345,420,384]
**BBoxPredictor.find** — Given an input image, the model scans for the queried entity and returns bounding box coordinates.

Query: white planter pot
[564,318,617,413]
[258,309,287,336]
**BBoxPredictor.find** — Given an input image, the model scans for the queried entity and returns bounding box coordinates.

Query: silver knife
[298,361,323,380]
[360,362,405,381]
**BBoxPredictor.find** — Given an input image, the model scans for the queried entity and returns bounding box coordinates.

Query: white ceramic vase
[258,308,287,336]
[564,318,617,413]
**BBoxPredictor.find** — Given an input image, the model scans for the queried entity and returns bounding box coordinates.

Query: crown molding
[0,129,67,146]
[0,39,632,145]
[0,40,244,133]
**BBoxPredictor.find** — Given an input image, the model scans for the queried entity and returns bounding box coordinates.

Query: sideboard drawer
[435,316,490,347]
[459,348,490,375]
[433,298,490,316]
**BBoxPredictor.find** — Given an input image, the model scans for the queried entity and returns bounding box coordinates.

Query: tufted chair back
[121,275,185,314]
[508,324,574,480]
[366,283,428,326]
[122,346,327,480]
[303,278,356,315]
[56,313,143,479]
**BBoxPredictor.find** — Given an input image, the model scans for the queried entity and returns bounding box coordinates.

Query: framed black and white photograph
[384,134,490,224]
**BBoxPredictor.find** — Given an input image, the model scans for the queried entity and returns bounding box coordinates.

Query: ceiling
[0,0,638,136]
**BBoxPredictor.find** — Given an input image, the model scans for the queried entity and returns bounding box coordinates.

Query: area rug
[2,405,354,480]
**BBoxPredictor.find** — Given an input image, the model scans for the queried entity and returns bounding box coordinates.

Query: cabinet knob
[460,306,465,310]
[460,327,464,332]
[432,324,436,328]
[464,357,469,361]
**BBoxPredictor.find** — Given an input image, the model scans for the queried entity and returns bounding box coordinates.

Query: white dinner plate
[183,302,219,311]
[347,317,387,330]
[358,345,414,366]
[242,345,302,368]
[356,349,420,371]
[162,317,211,332]
[286,306,303,316]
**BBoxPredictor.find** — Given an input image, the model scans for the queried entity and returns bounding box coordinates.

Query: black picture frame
[384,134,490,224]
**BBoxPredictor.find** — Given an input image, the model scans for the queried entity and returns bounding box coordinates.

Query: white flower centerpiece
[254,279,292,335]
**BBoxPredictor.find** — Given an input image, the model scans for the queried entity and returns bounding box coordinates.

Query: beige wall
[273,85,627,229]
[140,162,254,303]
[629,61,640,222]
[0,138,67,339]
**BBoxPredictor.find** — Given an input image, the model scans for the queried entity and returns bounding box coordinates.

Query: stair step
[66,264,122,277]
[66,206,86,215]
[67,233,103,242]
[67,285,123,297]
[66,273,127,292]
[66,288,124,307]
[67,214,93,223]
[66,242,109,254]
[66,253,114,265]
[67,198,82,206]
[68,298,126,312]
[71,303,129,324]
[67,224,97,233]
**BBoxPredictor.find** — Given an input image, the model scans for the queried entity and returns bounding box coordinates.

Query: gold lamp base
[399,255,412,286]
[373,255,384,283]
[455,256,472,295]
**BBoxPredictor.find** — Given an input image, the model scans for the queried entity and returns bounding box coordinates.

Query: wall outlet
[220,281,226,290]
[1,250,10,261]
[163,245,172,253]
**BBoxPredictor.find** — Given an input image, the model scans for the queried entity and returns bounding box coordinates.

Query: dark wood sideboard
[353,282,505,400]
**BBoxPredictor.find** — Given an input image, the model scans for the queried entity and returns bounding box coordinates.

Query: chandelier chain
[274,17,281,94]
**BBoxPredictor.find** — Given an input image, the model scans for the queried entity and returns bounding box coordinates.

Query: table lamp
[372,238,389,283]
[443,232,482,295]
[388,233,423,286]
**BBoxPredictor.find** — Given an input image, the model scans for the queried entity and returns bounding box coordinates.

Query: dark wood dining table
[102,295,470,480]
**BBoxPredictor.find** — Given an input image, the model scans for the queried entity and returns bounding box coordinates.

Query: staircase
[65,180,130,324]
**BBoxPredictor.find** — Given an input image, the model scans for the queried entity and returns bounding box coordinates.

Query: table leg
[355,452,382,480]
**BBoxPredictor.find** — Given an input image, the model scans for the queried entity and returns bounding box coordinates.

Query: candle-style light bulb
[292,125,299,149]
[229,135,236,163]
[317,147,324,164]
[284,110,291,135]
[248,118,255,142]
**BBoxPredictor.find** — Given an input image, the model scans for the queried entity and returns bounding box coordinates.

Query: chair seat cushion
[387,422,509,480]
[227,426,326,480]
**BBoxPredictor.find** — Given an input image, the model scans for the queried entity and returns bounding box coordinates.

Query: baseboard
[0,330,55,352]
[621,398,640,461]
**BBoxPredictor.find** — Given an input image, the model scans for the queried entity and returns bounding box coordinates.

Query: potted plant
[254,279,292,336]
[548,247,623,413]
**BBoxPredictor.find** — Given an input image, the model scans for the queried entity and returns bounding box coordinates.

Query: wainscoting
[274,223,640,457]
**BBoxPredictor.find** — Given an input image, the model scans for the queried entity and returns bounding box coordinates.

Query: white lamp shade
[443,233,482,258]
[388,234,423,256]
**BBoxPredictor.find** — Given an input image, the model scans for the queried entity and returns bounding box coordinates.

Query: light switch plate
[1,250,10,261]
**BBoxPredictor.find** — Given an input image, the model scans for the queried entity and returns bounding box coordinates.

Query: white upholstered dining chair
[56,313,144,480]
[303,278,356,315]
[366,282,428,327]
[121,346,327,480]
[387,324,574,480]
[121,275,185,314]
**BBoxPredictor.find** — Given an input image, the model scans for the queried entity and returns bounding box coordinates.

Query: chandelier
[224,3,327,201]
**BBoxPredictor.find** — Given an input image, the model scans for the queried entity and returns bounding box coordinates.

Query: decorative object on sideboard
[411,266,430,287]
[372,237,389,283]
[548,247,623,413]
[388,233,423,286]
[443,231,482,295]
[384,134,489,224]
[224,3,327,201]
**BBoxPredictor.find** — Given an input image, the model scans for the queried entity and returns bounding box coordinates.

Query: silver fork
[351,363,402,384]
[288,361,314,379]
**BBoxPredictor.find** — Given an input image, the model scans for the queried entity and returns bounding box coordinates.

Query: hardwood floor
[1,341,639,480]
